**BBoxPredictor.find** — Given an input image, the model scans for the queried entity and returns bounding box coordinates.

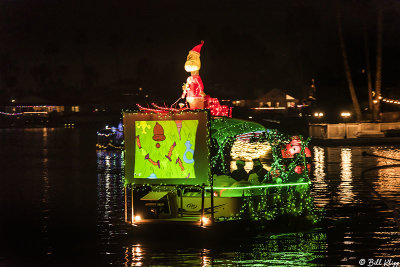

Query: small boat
[122,109,317,228]
[96,122,124,150]
[0,111,49,128]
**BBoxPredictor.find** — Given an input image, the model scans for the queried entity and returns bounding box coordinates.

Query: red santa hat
[190,40,204,55]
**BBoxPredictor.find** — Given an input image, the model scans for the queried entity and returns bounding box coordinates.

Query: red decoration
[204,95,231,117]
[191,40,204,54]
[182,75,204,98]
[137,104,168,114]
[281,137,311,158]
[294,164,312,174]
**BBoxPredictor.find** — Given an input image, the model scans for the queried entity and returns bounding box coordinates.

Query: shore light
[314,112,324,118]
[134,215,142,222]
[341,112,351,118]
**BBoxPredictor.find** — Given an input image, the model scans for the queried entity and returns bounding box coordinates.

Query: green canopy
[210,117,266,146]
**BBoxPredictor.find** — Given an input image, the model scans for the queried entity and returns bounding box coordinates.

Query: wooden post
[210,185,214,225]
[200,185,205,226]
[131,186,134,224]
[180,186,184,217]
[124,186,128,222]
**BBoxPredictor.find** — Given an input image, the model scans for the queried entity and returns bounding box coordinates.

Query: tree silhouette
[337,2,362,121]
[363,19,374,113]
[373,1,383,121]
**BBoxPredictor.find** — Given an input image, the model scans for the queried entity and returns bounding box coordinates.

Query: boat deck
[128,216,203,226]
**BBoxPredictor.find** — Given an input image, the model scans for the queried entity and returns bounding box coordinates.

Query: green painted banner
[123,110,211,186]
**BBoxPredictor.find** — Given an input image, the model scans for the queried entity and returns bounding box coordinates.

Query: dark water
[1,128,399,266]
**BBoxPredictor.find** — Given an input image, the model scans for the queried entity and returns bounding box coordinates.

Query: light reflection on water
[97,150,127,249]
[41,127,52,255]
[371,147,400,206]
[338,148,355,205]
[119,236,326,266]
[312,146,328,209]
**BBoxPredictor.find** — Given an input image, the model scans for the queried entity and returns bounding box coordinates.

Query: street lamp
[314,112,324,118]
[340,112,351,138]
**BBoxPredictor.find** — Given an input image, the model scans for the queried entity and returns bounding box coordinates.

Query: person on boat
[181,41,206,109]
[248,158,268,184]
[230,160,249,181]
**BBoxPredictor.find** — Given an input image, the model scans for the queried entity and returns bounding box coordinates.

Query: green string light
[206,182,310,190]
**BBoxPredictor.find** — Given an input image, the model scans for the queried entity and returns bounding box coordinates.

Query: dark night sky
[1,0,400,108]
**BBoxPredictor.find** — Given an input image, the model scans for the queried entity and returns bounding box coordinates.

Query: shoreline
[310,137,400,146]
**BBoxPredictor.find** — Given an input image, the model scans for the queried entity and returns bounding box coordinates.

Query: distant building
[231,88,300,109]
[1,96,80,114]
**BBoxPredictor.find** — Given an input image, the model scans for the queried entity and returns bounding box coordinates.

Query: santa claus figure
[181,40,206,109]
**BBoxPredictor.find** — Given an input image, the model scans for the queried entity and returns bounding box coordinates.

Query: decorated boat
[120,41,317,228]
[96,122,124,150]
[123,109,316,226]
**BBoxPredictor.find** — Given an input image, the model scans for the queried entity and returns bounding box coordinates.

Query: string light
[230,139,272,161]
[0,111,23,116]
[96,143,124,150]
[381,98,400,105]
[97,132,115,137]
[206,182,310,190]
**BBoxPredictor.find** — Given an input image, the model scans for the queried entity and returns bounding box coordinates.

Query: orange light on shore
[381,97,400,105]
[201,216,210,225]
[134,215,142,222]
[314,112,324,117]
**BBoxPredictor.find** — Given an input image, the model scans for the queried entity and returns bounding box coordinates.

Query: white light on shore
[341,112,351,118]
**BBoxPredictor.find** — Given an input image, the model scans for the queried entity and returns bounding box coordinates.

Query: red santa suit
[182,75,204,97]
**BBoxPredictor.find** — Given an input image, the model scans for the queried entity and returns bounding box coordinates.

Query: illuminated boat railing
[205,181,310,191]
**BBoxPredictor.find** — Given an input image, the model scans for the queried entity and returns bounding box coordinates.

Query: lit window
[287,102,295,108]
